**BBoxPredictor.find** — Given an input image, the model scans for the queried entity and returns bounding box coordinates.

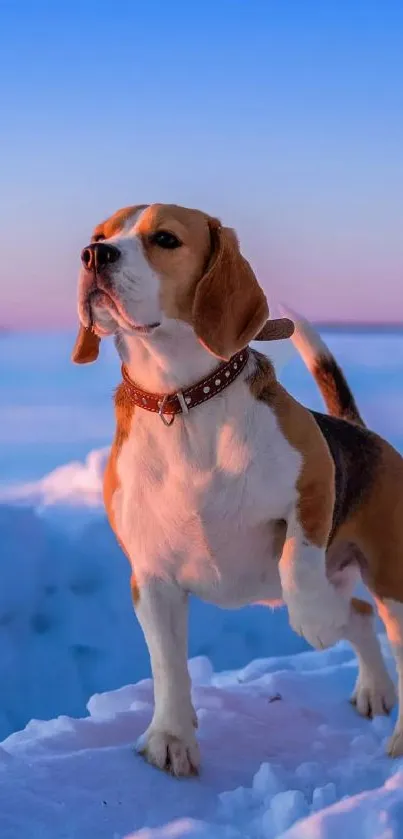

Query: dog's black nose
[81,243,121,272]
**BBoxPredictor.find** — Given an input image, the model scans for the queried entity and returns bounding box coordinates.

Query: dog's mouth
[86,289,161,336]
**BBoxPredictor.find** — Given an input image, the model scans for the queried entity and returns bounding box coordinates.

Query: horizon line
[2,320,403,335]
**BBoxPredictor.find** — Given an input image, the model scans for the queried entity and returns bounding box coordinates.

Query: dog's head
[72,203,270,364]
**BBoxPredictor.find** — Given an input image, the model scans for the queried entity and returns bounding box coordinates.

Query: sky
[1,0,402,329]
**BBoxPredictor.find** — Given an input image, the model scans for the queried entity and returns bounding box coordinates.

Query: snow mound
[2,646,403,839]
[0,447,109,507]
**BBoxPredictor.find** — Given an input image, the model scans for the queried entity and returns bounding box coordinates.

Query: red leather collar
[121,348,249,426]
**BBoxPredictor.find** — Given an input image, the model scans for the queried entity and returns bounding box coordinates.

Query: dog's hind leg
[347,444,403,755]
[374,598,403,756]
[345,598,396,718]
[328,548,396,719]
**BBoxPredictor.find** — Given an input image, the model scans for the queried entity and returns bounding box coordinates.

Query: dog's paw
[287,586,350,649]
[137,728,200,777]
[351,671,396,718]
[387,726,403,758]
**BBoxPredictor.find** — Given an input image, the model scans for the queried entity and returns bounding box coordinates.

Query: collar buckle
[177,390,189,415]
[158,390,189,426]
[158,395,175,426]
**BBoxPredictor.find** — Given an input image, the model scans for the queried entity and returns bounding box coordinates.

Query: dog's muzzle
[78,243,121,327]
[81,242,121,272]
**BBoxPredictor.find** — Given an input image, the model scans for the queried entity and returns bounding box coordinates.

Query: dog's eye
[150,230,182,249]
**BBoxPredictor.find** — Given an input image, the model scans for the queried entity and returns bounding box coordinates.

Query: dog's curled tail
[282,305,365,427]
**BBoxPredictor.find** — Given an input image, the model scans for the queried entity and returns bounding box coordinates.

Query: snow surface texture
[3,646,403,838]
[1,330,403,837]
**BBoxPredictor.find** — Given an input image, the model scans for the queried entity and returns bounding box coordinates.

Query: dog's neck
[116,320,220,393]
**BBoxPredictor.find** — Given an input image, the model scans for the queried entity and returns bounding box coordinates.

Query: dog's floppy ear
[71,324,100,364]
[192,219,269,360]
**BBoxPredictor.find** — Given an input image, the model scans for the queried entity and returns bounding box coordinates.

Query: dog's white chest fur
[114,374,301,606]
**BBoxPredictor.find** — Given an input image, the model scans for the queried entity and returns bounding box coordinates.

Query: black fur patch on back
[311,411,381,543]
[314,356,364,426]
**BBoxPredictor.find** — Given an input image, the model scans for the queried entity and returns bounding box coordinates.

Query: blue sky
[1,0,402,327]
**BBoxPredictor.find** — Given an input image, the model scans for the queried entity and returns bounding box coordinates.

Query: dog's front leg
[280,509,350,649]
[134,578,200,777]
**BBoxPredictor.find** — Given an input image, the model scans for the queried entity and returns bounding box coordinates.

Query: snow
[1,329,403,837]
[0,447,109,507]
[2,643,403,838]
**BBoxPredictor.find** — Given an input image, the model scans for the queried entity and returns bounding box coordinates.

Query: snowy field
[1,329,403,838]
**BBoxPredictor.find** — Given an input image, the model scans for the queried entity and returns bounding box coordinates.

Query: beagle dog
[73,203,403,776]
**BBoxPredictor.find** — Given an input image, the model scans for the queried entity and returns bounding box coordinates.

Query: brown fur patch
[131,573,140,606]
[349,438,403,602]
[103,384,139,599]
[71,325,100,364]
[313,354,364,426]
[191,220,269,360]
[248,351,335,547]
[92,205,148,241]
[255,318,295,342]
[351,597,373,617]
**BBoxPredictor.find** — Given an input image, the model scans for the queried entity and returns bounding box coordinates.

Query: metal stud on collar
[121,348,249,423]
